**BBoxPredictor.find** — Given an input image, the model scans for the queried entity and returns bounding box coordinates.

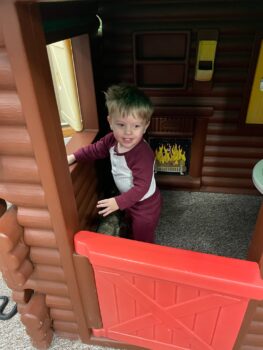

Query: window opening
[46,39,83,135]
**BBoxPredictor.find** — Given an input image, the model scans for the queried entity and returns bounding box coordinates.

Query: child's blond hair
[104,84,154,123]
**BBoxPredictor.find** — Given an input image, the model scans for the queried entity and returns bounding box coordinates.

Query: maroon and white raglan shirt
[73,132,156,211]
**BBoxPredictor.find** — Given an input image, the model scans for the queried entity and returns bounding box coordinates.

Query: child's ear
[143,121,150,133]
[107,115,113,130]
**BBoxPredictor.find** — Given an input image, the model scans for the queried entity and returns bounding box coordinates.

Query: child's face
[108,114,149,152]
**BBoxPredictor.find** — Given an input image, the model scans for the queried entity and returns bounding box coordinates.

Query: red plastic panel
[75,231,263,350]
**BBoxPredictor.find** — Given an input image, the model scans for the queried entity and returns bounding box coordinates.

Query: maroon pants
[125,189,162,243]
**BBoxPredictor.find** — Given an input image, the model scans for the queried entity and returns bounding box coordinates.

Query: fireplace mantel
[148,106,214,189]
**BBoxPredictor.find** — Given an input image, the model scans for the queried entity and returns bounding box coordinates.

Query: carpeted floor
[98,190,262,260]
[0,190,262,349]
[155,190,262,260]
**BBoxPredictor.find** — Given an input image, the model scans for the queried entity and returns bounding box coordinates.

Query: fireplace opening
[149,137,191,175]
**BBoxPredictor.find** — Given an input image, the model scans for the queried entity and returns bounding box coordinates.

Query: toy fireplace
[147,106,213,188]
[150,137,191,175]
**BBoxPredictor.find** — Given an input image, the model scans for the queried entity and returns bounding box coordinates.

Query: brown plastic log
[11,259,34,286]
[25,279,69,297]
[0,156,40,183]
[202,166,252,178]
[26,319,52,340]
[29,247,61,266]
[32,265,66,283]
[0,125,33,155]
[45,295,72,310]
[0,53,16,89]
[4,243,29,269]
[0,264,24,291]
[203,156,256,169]
[0,183,46,207]
[24,228,57,248]
[20,292,53,349]
[0,93,24,123]
[205,145,263,158]
[12,289,34,304]
[17,207,52,229]
[31,331,53,350]
[21,294,49,329]
[53,320,79,334]
[202,176,254,188]
[0,206,23,252]
[54,330,79,340]
[50,309,76,322]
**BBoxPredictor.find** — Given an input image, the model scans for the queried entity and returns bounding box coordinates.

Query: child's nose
[124,125,132,134]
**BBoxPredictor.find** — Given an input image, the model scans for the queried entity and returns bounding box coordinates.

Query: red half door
[75,231,263,350]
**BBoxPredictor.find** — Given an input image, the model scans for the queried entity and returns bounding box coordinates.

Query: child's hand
[67,154,76,165]
[97,197,119,216]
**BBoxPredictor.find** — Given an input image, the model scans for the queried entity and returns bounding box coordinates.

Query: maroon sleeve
[73,132,115,161]
[115,141,155,210]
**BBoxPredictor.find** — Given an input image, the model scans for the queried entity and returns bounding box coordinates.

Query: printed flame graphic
[155,144,186,165]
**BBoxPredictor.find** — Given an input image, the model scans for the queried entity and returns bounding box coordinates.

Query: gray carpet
[155,191,262,260]
[0,191,262,349]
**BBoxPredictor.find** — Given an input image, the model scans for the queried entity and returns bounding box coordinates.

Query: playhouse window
[46,39,83,136]
[245,40,263,124]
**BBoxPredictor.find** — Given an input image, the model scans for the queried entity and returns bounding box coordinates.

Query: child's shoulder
[101,132,116,146]
[141,138,154,153]
[129,138,154,161]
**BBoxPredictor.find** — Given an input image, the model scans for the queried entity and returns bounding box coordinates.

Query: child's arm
[67,133,115,165]
[67,154,76,165]
[74,133,115,162]
[96,197,119,216]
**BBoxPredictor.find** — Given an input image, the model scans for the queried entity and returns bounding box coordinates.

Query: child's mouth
[123,138,133,143]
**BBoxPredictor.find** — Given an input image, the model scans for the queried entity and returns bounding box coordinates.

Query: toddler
[67,84,161,243]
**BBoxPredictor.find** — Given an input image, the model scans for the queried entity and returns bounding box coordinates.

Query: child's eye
[117,123,124,127]
[134,125,141,128]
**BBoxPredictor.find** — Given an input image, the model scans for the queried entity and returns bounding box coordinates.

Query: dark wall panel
[97,0,263,194]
